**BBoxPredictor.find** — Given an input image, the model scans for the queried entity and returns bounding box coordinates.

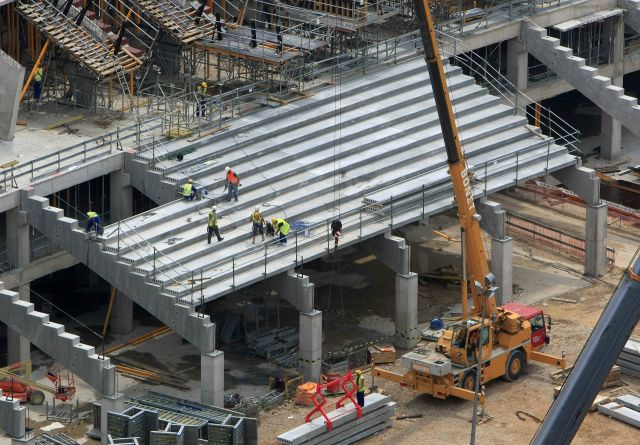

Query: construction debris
[598,394,640,429]
[276,394,395,445]
[294,383,318,407]
[617,338,640,378]
[367,345,396,364]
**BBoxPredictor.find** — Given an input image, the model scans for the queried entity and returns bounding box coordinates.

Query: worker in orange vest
[224,166,240,202]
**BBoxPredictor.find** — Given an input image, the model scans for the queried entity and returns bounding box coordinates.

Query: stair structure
[19,192,216,354]
[133,0,217,44]
[17,57,576,341]
[525,22,640,138]
[0,287,116,396]
[16,0,148,78]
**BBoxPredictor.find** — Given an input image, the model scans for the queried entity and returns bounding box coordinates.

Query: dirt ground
[259,192,640,444]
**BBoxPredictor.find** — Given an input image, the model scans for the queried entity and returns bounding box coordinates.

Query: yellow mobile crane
[372,0,567,403]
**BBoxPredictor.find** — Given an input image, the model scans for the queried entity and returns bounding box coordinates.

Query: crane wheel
[504,350,525,382]
[460,372,476,392]
[29,390,45,405]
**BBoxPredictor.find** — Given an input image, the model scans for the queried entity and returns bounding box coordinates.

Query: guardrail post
[153,247,156,279]
[83,142,87,162]
[390,195,394,229]
[191,270,195,304]
[200,269,204,309]
[232,256,235,292]
[359,208,362,240]
[421,185,425,219]
[515,151,520,185]
[30,161,34,180]
[484,162,488,196]
[326,220,330,252]
[57,152,60,171]
[264,244,268,278]
[295,231,298,264]
[117,222,121,260]
[546,140,551,173]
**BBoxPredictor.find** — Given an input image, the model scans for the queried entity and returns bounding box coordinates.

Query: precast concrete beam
[201,350,224,407]
[476,199,506,240]
[395,273,418,350]
[585,203,608,277]
[275,270,314,313]
[299,310,322,382]
[366,232,410,275]
[551,164,600,205]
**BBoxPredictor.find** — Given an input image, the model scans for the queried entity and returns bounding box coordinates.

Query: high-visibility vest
[183,183,193,196]
[275,218,290,235]
[208,211,218,227]
[250,212,263,224]
[226,170,239,185]
[197,86,207,98]
[34,68,43,83]
[356,374,365,392]
[87,211,98,219]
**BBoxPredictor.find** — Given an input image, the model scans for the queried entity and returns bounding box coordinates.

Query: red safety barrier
[305,370,362,431]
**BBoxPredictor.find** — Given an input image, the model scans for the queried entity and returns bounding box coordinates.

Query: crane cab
[501,303,549,350]
[440,319,493,367]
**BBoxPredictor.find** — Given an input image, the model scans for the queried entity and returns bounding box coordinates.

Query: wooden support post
[102,287,117,337]
[534,102,541,127]
[130,69,135,96]
[20,40,51,102]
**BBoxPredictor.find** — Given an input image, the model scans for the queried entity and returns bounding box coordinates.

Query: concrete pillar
[110,291,134,335]
[201,350,224,406]
[490,237,513,305]
[600,15,624,160]
[6,209,30,365]
[299,310,322,382]
[100,393,125,445]
[0,49,25,141]
[507,37,528,92]
[110,170,133,222]
[395,273,418,349]
[585,203,608,277]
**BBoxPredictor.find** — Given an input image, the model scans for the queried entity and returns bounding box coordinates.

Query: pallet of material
[598,394,640,429]
[617,338,640,378]
[367,345,396,365]
[276,393,394,445]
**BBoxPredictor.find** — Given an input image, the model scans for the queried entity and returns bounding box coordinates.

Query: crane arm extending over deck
[413,0,495,316]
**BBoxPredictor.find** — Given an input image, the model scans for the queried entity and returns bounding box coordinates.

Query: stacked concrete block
[617,338,640,378]
[598,394,640,428]
[0,396,26,438]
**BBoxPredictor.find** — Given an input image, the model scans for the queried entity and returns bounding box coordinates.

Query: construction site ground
[4,188,640,444]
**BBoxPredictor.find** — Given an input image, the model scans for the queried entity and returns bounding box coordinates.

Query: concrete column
[395,273,418,349]
[201,350,224,406]
[6,209,30,365]
[100,393,125,445]
[507,37,528,92]
[299,310,322,382]
[110,170,133,222]
[585,203,608,277]
[0,49,25,141]
[600,15,624,160]
[490,237,513,305]
[110,291,134,335]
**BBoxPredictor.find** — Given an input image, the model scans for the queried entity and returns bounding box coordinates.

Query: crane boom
[413,0,495,315]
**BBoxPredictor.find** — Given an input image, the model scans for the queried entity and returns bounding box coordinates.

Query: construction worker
[197,81,207,117]
[249,208,265,244]
[271,217,290,245]
[207,206,224,244]
[33,67,43,100]
[224,166,240,202]
[355,369,366,407]
[182,178,197,201]
[85,210,102,234]
[331,219,342,249]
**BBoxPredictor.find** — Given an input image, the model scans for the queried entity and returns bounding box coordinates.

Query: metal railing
[97,137,572,306]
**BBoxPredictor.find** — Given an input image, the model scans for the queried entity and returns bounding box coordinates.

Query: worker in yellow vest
[33,67,43,100]
[196,81,207,117]
[182,178,197,201]
[207,206,223,244]
[85,210,102,234]
[355,369,366,407]
[249,208,265,244]
[271,217,290,245]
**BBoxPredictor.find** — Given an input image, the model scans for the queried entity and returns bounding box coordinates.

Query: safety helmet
[188,178,194,183]
[201,81,207,88]
[225,166,231,172]
[355,369,362,375]
[212,206,217,211]
[271,218,277,225]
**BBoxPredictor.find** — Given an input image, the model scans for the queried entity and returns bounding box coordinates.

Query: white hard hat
[224,166,231,172]
[212,206,217,211]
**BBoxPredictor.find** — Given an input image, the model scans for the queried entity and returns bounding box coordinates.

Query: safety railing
[97,136,572,306]
[0,117,163,194]
[437,29,581,154]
